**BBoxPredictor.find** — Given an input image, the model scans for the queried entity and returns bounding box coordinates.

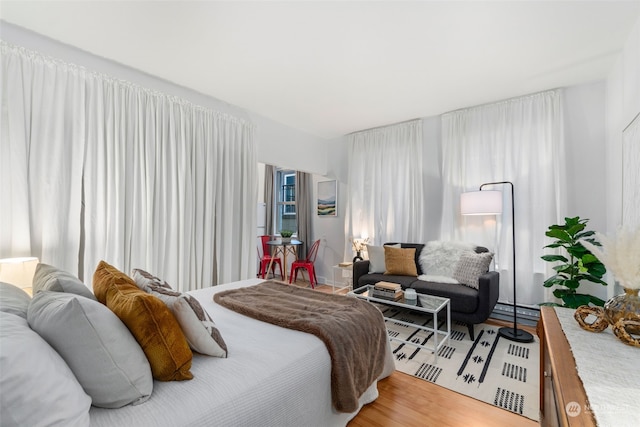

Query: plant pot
[604,288,640,335]
[281,237,291,243]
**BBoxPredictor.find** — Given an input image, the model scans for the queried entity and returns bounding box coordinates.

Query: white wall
[605,15,640,298]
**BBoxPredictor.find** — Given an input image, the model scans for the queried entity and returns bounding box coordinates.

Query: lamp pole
[478,181,533,343]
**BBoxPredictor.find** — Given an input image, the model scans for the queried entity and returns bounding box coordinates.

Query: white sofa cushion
[0,311,91,427]
[366,244,400,274]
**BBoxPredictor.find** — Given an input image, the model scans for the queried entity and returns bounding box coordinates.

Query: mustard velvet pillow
[384,247,417,276]
[92,261,193,381]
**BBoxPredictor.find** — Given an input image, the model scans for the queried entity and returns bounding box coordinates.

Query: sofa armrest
[352,261,370,290]
[475,271,500,322]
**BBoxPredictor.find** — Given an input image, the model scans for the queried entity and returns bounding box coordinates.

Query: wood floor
[286,279,541,427]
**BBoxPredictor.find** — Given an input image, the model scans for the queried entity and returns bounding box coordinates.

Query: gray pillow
[0,282,31,319]
[453,252,494,289]
[27,291,153,408]
[0,311,91,427]
[32,263,96,300]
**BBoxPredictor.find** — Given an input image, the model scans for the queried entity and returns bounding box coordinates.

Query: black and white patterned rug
[381,305,540,421]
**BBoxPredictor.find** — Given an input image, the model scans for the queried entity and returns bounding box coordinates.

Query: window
[276,169,296,234]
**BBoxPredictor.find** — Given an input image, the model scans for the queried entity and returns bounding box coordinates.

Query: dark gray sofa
[352,243,499,340]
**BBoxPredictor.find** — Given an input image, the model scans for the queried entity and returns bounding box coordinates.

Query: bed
[89,278,395,427]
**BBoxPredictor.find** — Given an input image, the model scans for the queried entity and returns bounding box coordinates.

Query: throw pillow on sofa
[27,291,153,408]
[419,240,476,278]
[366,244,400,273]
[93,261,193,381]
[132,268,228,358]
[384,246,417,276]
[453,252,494,289]
[0,311,91,427]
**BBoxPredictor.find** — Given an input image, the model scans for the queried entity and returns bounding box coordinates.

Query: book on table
[374,281,402,292]
[371,288,403,301]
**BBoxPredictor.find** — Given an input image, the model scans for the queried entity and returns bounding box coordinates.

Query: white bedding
[90,278,395,427]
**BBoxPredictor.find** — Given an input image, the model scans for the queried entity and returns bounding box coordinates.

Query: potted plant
[541,216,607,308]
[280,230,294,243]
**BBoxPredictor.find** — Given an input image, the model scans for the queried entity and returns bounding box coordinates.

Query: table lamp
[0,257,39,296]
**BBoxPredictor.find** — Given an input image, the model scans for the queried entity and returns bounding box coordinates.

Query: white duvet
[90,278,395,427]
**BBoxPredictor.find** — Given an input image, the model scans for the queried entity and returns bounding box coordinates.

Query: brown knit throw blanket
[213,281,388,413]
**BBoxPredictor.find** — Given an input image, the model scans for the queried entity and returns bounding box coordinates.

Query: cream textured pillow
[92,261,193,381]
[384,247,417,276]
[132,269,228,358]
[27,291,153,408]
[453,252,494,289]
[0,311,91,427]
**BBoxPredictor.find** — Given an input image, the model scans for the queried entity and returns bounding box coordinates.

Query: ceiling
[1,1,639,139]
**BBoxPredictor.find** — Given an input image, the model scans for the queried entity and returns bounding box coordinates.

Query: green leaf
[564,279,581,289]
[575,230,595,240]
[545,228,571,242]
[566,223,586,237]
[553,288,571,298]
[588,295,606,306]
[543,276,564,287]
[541,254,568,263]
[562,293,592,308]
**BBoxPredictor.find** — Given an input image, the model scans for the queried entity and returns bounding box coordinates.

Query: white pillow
[0,311,91,427]
[132,269,228,357]
[419,241,476,277]
[27,291,153,408]
[366,244,401,274]
[32,263,97,301]
[0,282,31,319]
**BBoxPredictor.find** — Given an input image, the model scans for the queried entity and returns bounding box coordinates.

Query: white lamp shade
[460,190,503,215]
[0,257,39,289]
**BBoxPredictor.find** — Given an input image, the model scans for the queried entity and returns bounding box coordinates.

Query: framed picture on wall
[317,180,337,216]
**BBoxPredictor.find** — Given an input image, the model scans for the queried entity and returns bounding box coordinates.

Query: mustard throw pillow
[384,247,417,276]
[93,261,193,381]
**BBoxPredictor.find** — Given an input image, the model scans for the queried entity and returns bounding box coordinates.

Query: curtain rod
[623,111,640,133]
[346,118,421,136]
[442,88,562,116]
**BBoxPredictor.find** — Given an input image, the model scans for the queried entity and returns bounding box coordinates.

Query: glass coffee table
[349,285,451,362]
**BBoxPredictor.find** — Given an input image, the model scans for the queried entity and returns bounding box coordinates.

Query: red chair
[258,235,283,279]
[289,239,320,289]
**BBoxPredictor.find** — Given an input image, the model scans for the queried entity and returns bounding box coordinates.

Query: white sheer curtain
[0,43,86,274]
[440,90,566,306]
[345,119,425,252]
[1,42,257,291]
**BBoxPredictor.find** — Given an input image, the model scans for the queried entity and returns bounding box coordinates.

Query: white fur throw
[418,241,476,278]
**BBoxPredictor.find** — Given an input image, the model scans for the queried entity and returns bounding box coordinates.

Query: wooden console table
[538,306,597,427]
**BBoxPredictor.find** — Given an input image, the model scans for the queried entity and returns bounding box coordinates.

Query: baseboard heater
[490,302,540,326]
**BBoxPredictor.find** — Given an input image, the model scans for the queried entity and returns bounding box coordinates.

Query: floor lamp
[460,181,534,343]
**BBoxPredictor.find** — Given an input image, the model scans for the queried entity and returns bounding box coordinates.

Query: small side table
[332,264,353,293]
